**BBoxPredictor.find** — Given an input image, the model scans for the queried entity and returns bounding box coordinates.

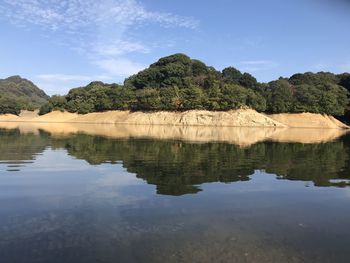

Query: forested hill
[0,76,49,114]
[7,54,350,119]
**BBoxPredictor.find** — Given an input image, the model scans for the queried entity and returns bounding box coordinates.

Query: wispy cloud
[239,60,277,72]
[311,62,330,72]
[240,60,273,65]
[34,74,114,95]
[0,0,199,89]
[95,59,145,76]
[312,62,350,74]
[94,40,150,56]
[36,74,112,82]
[0,0,199,31]
[227,36,265,52]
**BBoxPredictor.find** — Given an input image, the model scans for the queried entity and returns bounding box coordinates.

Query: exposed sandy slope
[32,111,79,122]
[0,109,348,129]
[122,109,284,127]
[0,114,19,121]
[269,112,349,129]
[19,110,40,119]
[0,110,39,121]
[68,110,130,124]
[0,122,347,146]
[25,109,286,127]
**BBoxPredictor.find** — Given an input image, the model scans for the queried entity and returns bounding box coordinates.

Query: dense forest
[1,54,350,118]
[0,76,49,115]
[39,54,350,118]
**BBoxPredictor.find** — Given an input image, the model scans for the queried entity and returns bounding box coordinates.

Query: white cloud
[94,40,150,56]
[0,0,199,93]
[36,74,113,82]
[95,59,145,76]
[33,81,67,95]
[0,1,198,61]
[311,63,330,72]
[0,0,199,31]
[240,60,274,66]
[34,74,114,95]
[239,60,277,72]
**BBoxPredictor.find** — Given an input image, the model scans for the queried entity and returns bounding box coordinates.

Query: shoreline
[0,120,348,129]
[0,109,348,129]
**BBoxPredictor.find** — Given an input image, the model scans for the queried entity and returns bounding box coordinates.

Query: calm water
[0,128,350,263]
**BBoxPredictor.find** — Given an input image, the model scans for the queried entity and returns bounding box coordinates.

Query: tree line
[35,54,350,117]
[0,95,22,115]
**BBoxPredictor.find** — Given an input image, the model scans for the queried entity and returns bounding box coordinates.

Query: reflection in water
[0,121,348,145]
[0,128,349,194]
[0,129,47,161]
[0,127,350,262]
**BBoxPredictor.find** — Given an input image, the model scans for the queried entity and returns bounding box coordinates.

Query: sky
[0,0,350,95]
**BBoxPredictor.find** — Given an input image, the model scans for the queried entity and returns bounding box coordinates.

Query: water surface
[0,127,350,262]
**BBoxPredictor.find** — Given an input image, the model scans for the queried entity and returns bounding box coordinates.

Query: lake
[0,125,350,263]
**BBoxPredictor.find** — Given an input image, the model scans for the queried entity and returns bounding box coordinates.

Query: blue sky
[0,0,350,95]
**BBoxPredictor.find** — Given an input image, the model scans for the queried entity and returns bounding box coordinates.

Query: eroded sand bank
[0,109,348,146]
[269,112,349,129]
[0,109,285,127]
[0,109,348,129]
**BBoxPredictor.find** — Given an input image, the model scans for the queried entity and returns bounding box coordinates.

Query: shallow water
[0,127,350,262]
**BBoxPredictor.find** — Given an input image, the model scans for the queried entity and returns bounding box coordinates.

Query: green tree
[220,84,248,110]
[205,83,222,110]
[319,84,349,116]
[266,79,294,113]
[239,73,258,90]
[0,96,21,115]
[293,84,321,113]
[136,88,161,111]
[160,86,183,110]
[222,67,242,85]
[338,73,350,91]
[182,86,207,110]
[246,89,267,111]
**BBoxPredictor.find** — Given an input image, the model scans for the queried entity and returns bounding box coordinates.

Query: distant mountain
[0,76,49,109]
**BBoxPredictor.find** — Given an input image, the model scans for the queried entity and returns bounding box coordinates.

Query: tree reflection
[1,129,349,195]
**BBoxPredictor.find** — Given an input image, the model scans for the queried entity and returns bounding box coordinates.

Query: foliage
[0,95,21,115]
[38,95,67,115]
[35,54,350,117]
[338,73,350,91]
[265,79,294,113]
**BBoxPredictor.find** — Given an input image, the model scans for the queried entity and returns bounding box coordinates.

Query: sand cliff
[0,109,348,129]
[269,112,349,129]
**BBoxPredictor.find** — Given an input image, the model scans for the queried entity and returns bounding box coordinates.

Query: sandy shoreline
[0,109,348,129]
